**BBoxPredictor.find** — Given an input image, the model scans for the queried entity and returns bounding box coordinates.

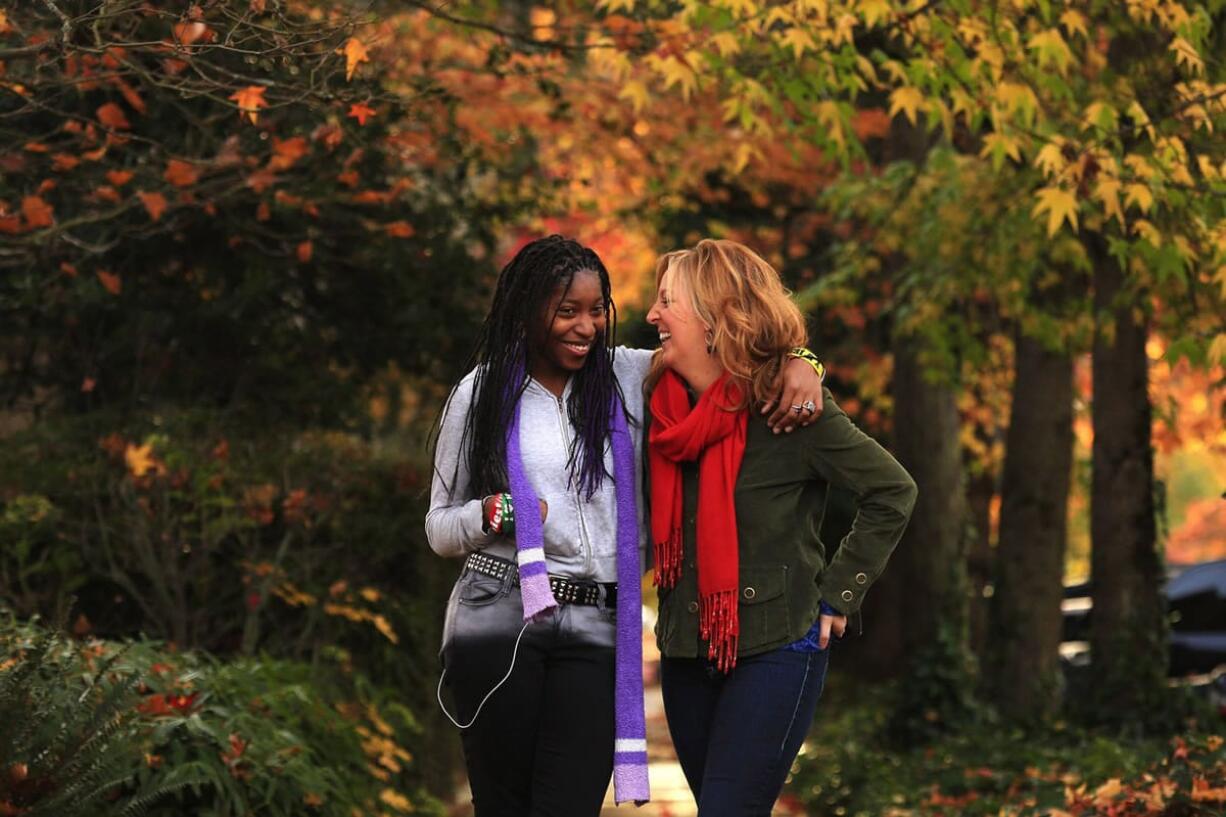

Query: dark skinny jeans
[661,645,830,816]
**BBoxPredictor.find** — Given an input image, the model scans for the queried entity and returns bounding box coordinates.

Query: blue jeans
[660,646,830,816]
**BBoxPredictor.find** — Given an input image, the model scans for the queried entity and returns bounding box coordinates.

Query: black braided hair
[440,235,629,502]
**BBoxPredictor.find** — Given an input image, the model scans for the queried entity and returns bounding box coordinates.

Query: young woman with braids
[425,235,826,816]
[644,239,917,816]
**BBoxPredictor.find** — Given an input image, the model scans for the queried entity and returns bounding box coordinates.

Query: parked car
[1061,559,1226,677]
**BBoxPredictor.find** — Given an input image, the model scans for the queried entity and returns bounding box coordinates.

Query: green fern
[0,615,178,817]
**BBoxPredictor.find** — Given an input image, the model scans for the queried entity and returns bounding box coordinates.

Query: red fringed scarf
[649,369,747,672]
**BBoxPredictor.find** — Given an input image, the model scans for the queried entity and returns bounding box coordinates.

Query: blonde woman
[644,239,917,816]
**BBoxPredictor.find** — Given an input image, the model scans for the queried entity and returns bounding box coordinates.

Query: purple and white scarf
[506,390,650,805]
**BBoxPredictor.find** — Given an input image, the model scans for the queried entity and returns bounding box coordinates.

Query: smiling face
[645,262,711,376]
[526,269,607,393]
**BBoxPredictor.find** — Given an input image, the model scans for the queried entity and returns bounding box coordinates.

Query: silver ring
[801,400,817,415]
[790,404,803,414]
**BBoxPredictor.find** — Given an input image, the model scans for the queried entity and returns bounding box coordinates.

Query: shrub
[0,614,440,817]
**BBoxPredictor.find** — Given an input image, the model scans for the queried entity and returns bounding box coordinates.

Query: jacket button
[687,601,699,613]
[855,572,868,585]
[743,587,756,600]
[841,589,854,602]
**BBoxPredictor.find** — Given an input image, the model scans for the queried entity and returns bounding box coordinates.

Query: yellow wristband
[788,348,826,382]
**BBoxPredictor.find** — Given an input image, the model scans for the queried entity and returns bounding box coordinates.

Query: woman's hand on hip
[818,611,847,649]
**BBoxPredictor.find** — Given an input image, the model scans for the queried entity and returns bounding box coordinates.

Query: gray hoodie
[425,347,653,583]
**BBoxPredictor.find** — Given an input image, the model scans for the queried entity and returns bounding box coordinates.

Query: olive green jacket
[653,387,918,659]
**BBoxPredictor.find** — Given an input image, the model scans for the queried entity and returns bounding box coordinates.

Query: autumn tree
[558,0,1226,728]
[0,1,510,422]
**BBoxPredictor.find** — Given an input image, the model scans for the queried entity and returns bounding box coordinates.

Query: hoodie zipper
[553,393,594,575]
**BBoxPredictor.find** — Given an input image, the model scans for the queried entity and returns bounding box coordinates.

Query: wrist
[788,347,826,382]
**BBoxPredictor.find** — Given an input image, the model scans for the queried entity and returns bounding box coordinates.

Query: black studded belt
[463,551,616,608]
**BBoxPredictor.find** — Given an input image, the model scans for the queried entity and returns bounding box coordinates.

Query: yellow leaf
[336,37,369,82]
[1197,155,1221,181]
[928,98,953,137]
[1028,29,1073,74]
[995,82,1039,125]
[379,788,413,813]
[651,54,698,99]
[888,86,924,126]
[1081,102,1117,133]
[1059,9,1088,39]
[618,80,649,113]
[1131,219,1161,246]
[1127,100,1155,141]
[951,88,975,122]
[1208,333,1226,366]
[979,132,1022,168]
[597,0,636,12]
[779,26,816,60]
[730,142,759,174]
[1034,142,1067,177]
[1125,154,1156,180]
[858,0,892,27]
[1124,183,1154,214]
[1093,177,1125,225]
[880,60,909,84]
[709,32,742,57]
[816,100,845,150]
[1169,37,1204,75]
[1032,186,1079,237]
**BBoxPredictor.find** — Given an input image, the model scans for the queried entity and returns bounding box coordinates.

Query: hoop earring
[705,330,714,354]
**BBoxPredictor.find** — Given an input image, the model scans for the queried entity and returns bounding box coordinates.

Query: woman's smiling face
[646,263,709,373]
[527,269,607,390]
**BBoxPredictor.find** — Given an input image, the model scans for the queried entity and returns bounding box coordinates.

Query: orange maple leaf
[93,186,122,204]
[229,85,268,125]
[97,270,122,295]
[347,102,376,126]
[106,169,133,187]
[52,153,79,172]
[172,21,212,46]
[97,102,131,130]
[267,136,309,171]
[124,442,165,477]
[385,221,415,238]
[337,37,369,81]
[296,240,313,263]
[113,78,146,114]
[164,159,199,187]
[136,190,167,221]
[21,195,54,229]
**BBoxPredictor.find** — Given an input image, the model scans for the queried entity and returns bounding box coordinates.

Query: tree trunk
[985,331,1073,721]
[891,341,972,650]
[883,339,976,739]
[965,468,995,660]
[1086,237,1168,722]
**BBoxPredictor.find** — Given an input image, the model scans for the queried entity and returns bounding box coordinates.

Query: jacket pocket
[737,565,790,651]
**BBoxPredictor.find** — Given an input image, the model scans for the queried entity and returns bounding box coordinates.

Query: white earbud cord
[436,620,530,729]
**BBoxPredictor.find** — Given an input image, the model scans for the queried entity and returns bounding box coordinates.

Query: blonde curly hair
[646,239,807,409]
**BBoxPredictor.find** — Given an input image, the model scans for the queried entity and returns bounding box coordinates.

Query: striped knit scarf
[505,388,650,805]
